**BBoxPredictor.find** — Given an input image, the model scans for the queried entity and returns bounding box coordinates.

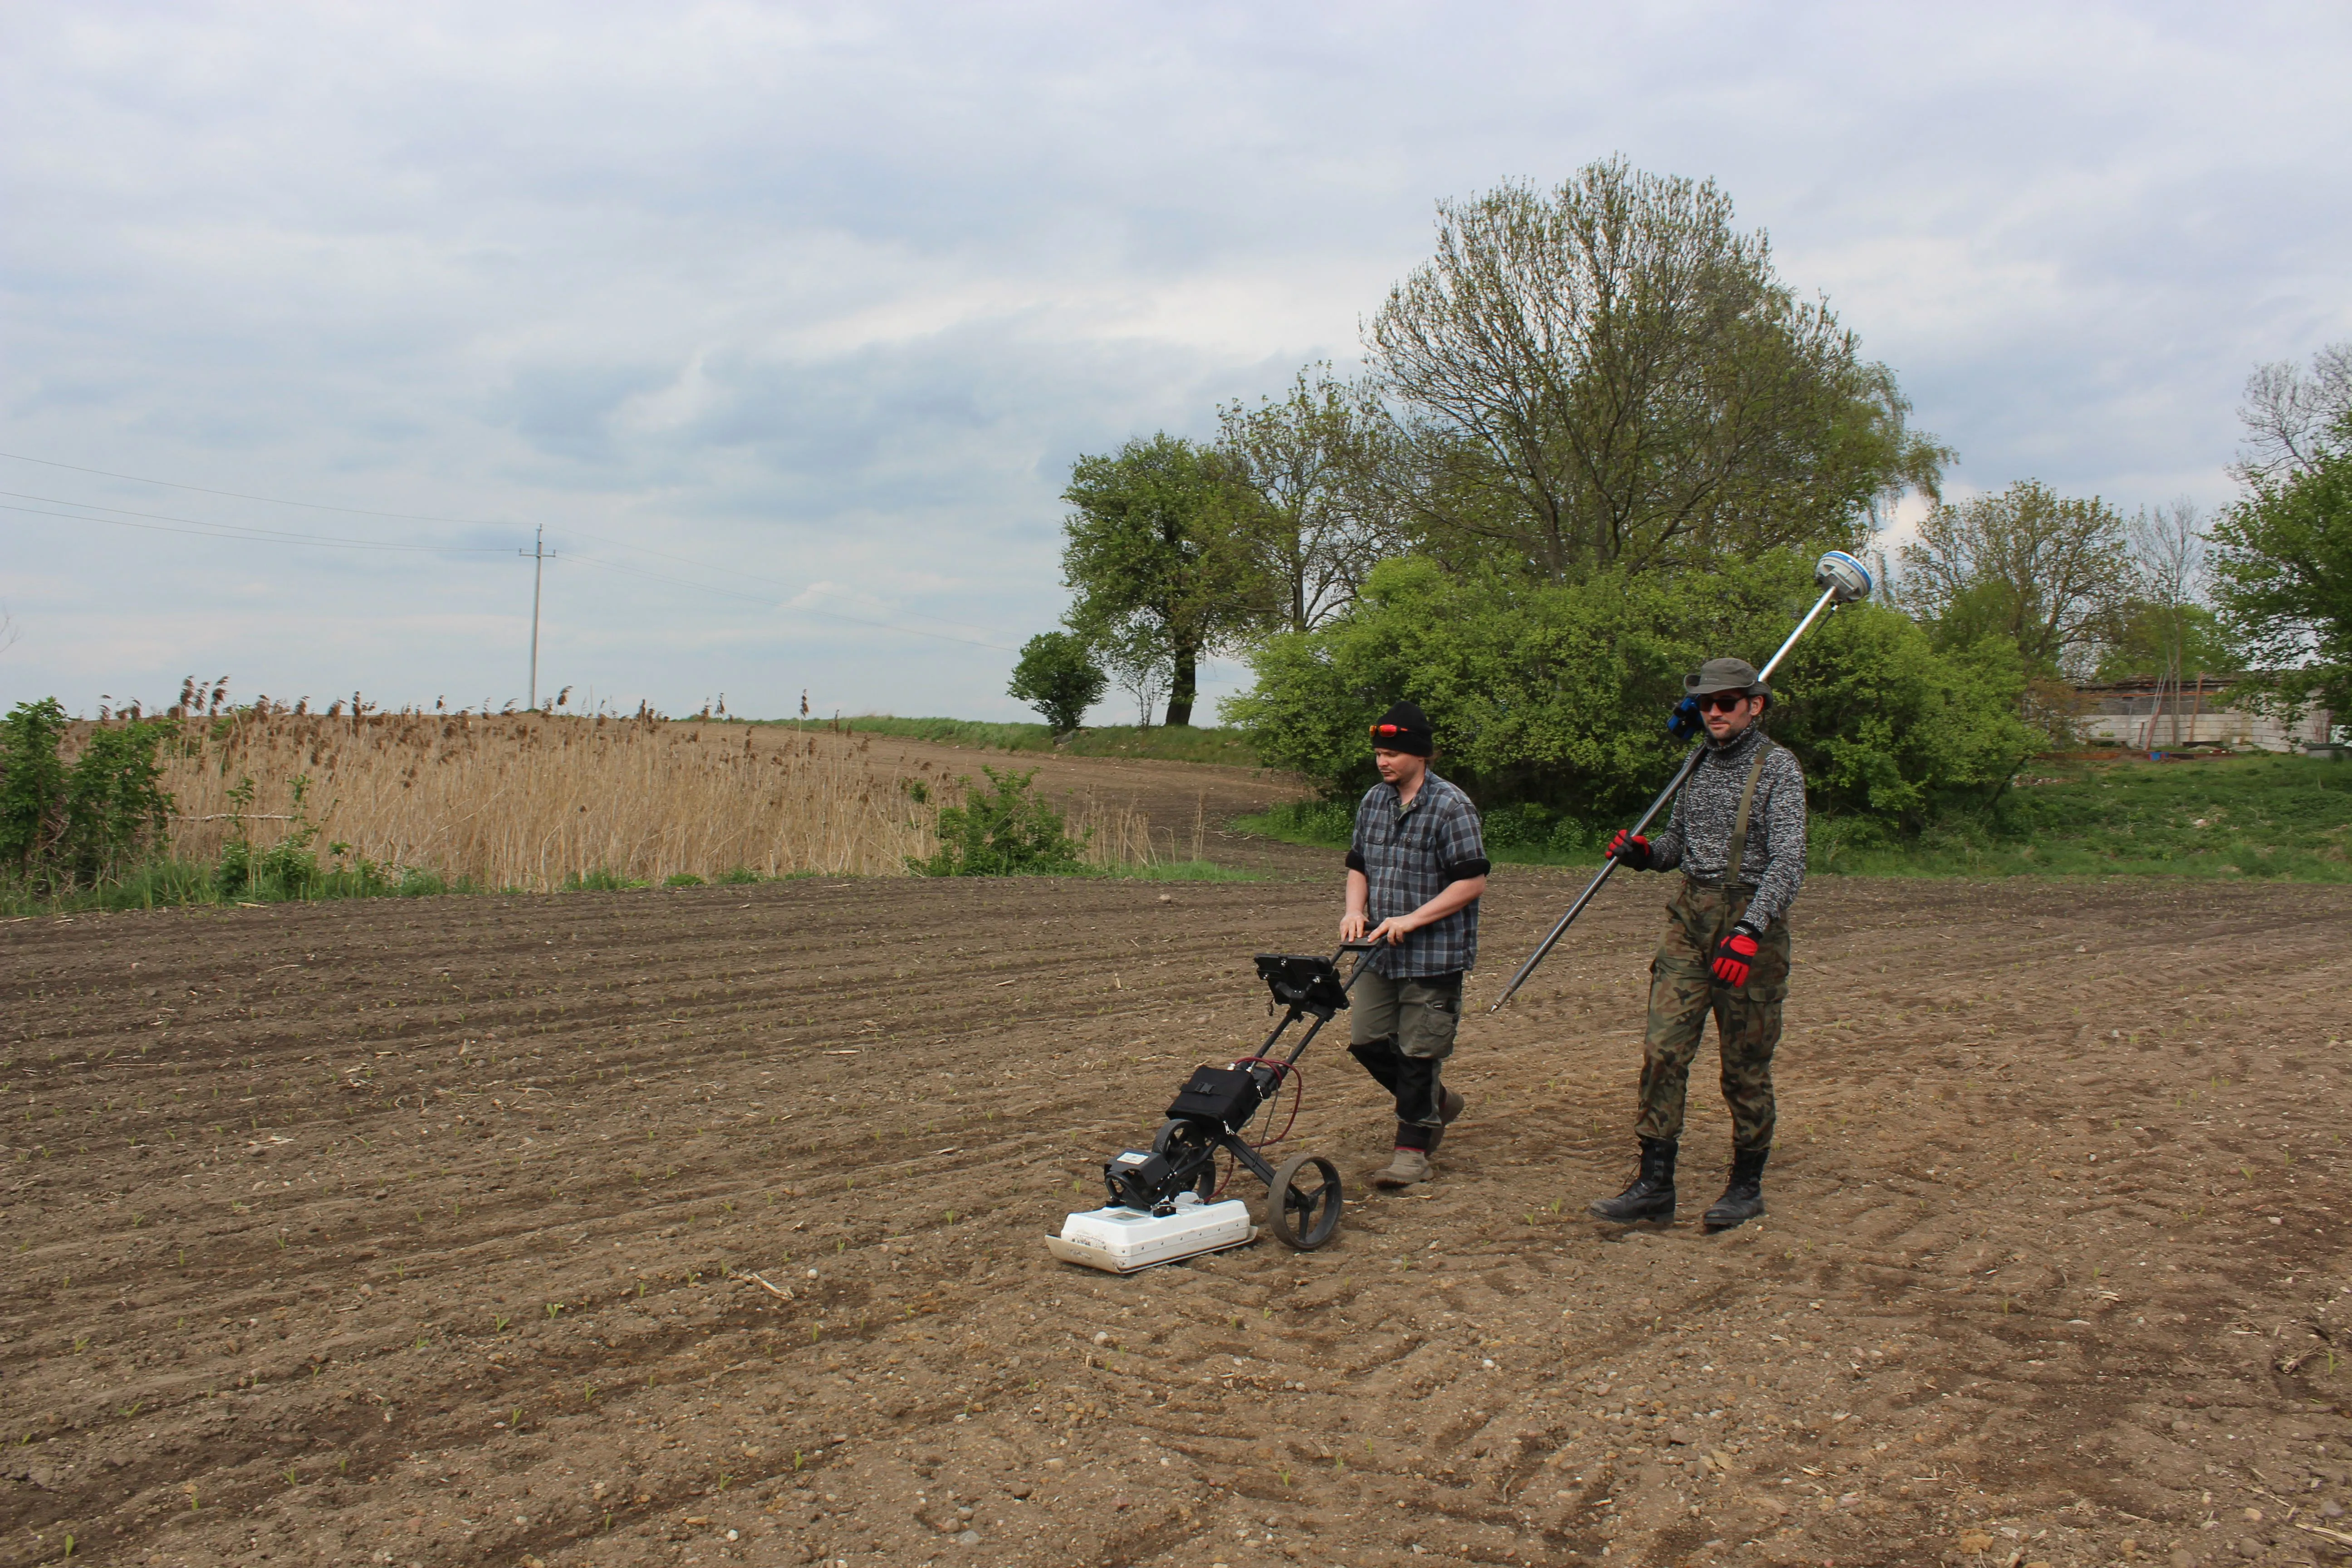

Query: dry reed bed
[152,715,1159,888]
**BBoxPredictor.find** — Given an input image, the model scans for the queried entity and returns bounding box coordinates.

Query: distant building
[2071,676,2333,752]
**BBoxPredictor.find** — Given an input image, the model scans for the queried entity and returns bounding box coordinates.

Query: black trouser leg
[1348,1037,1405,1097]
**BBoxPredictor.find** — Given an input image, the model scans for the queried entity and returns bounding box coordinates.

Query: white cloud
[3,0,2347,720]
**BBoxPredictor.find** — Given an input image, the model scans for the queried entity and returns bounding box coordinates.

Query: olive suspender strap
[1721,738,1775,894]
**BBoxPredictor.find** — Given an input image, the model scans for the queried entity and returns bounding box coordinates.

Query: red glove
[1607,830,1651,869]
[1711,924,1761,987]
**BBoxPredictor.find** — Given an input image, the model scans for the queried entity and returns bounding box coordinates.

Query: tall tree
[1060,434,1269,726]
[1006,632,1107,735]
[1366,158,1947,583]
[1894,480,2135,676]
[2236,342,2352,482]
[2122,499,2208,745]
[1215,366,1403,633]
[2210,424,2352,718]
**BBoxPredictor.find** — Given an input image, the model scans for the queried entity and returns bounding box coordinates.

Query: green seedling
[546,1303,565,1319]
[495,1315,511,1332]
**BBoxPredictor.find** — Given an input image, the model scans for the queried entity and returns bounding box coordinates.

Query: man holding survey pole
[1588,657,1806,1232]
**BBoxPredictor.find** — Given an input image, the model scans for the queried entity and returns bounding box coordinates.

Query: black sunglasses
[1695,692,1750,713]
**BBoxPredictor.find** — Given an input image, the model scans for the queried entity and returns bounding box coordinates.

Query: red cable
[1229,1058,1306,1150]
[1203,1058,1308,1200]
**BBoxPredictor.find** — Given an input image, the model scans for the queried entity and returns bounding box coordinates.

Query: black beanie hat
[1369,699,1435,757]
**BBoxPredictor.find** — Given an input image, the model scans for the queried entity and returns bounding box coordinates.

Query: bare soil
[6,832,2351,1568]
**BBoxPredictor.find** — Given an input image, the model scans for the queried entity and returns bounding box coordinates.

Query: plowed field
[6,857,2350,1568]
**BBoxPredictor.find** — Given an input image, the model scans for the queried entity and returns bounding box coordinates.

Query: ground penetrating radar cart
[1046,942,1375,1273]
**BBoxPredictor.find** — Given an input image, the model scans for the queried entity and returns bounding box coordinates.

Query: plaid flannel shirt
[1347,771,1488,978]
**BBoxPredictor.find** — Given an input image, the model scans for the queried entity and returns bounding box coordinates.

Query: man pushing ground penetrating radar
[1340,701,1490,1190]
[1589,656,1808,1232]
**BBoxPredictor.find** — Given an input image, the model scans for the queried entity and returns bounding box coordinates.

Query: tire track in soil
[3,872,2350,1568]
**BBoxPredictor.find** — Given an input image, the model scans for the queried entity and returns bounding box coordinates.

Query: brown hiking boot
[1372,1147,1432,1188]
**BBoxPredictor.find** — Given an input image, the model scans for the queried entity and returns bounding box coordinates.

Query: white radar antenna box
[1045,1196,1256,1274]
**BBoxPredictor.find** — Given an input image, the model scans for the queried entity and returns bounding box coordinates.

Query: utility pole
[519,525,555,710]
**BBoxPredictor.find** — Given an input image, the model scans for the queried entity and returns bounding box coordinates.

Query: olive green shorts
[1348,968,1463,1063]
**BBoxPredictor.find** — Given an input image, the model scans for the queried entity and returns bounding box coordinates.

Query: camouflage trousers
[1633,879,1791,1153]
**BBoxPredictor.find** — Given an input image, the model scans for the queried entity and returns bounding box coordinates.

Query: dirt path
[5,872,2349,1568]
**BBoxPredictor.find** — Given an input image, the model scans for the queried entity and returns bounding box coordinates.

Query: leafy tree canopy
[1060,433,1270,726]
[1215,366,1402,634]
[1007,632,1107,735]
[2210,425,2352,716]
[2092,601,2238,683]
[1367,157,1947,584]
[1894,480,2135,677]
[1223,551,2034,829]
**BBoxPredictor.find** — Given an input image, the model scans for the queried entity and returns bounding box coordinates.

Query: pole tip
[1815,550,1872,604]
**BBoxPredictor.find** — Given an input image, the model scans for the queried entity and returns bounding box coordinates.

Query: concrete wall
[2074,684,2333,751]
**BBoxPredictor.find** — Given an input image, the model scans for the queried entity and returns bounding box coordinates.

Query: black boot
[1703,1147,1769,1231]
[1587,1137,1676,1224]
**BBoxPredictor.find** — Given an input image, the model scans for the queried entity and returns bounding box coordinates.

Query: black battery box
[1165,1064,1263,1130]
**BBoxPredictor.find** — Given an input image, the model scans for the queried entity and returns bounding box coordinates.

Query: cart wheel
[1267,1152,1343,1250]
[1152,1118,1220,1201]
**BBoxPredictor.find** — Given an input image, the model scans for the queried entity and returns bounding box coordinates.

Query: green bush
[665,872,706,887]
[1222,551,2037,830]
[717,866,763,885]
[1007,632,1109,735]
[909,767,1088,876]
[1,700,177,893]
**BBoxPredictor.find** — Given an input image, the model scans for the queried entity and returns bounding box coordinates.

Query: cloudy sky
[3,2,2347,722]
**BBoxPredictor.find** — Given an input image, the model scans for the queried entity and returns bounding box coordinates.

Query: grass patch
[0,858,489,916]
[763,716,1259,766]
[1819,751,2352,880]
[1234,752,2352,882]
[0,858,827,916]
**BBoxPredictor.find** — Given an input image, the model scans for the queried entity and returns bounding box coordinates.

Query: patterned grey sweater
[1646,724,1808,930]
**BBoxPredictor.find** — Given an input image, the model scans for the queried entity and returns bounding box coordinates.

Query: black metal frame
[1101,942,1373,1214]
